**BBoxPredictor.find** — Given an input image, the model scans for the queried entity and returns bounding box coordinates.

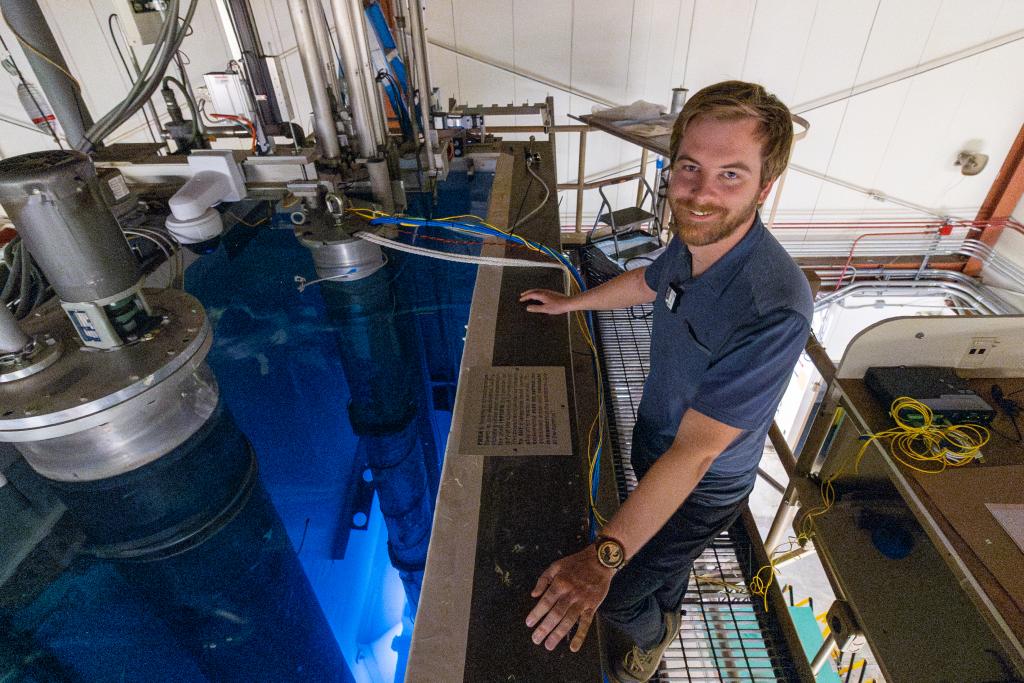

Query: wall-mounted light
[955,150,989,176]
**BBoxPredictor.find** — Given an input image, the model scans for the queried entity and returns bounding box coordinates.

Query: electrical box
[203,72,255,121]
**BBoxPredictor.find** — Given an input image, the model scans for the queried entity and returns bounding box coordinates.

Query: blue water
[1,172,489,683]
[183,174,488,681]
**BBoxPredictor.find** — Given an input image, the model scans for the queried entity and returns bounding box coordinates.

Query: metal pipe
[768,422,796,478]
[810,631,838,675]
[406,0,437,177]
[347,0,386,150]
[764,486,800,553]
[329,0,376,157]
[0,303,29,354]
[575,130,587,234]
[0,0,95,150]
[308,0,343,112]
[287,0,341,160]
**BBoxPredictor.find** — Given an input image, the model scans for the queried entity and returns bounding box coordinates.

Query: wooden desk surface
[835,377,1024,661]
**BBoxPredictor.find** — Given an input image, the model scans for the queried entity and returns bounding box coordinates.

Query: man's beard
[670,194,760,247]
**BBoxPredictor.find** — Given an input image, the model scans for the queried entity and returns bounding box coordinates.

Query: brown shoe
[608,610,681,683]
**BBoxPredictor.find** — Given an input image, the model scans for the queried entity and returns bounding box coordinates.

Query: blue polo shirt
[633,214,813,506]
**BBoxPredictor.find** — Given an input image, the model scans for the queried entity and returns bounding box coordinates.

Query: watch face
[597,540,624,568]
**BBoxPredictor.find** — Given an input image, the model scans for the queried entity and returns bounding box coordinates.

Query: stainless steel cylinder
[307,0,343,112]
[347,0,386,150]
[330,0,377,157]
[0,0,95,150]
[294,210,385,281]
[406,0,437,177]
[670,87,689,114]
[288,0,342,160]
[0,288,215,481]
[0,151,139,304]
[366,158,394,212]
[0,304,29,354]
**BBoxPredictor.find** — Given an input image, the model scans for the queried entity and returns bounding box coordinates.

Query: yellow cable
[749,395,990,612]
[1,10,82,91]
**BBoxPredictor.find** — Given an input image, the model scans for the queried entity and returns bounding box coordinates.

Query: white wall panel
[452,0,513,62]
[645,0,688,106]
[790,1,880,108]
[668,0,696,90]
[920,0,1005,62]
[854,0,941,85]
[682,0,755,91]
[424,0,457,44]
[511,0,573,86]
[741,0,817,105]
[426,43,460,104]
[569,0,634,104]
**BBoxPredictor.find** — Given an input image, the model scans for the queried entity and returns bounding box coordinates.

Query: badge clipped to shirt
[664,282,683,313]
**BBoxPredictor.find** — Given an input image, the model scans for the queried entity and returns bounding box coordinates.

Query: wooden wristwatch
[594,535,626,571]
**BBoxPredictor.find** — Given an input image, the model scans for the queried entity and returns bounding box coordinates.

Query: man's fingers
[529,569,555,599]
[544,605,583,651]
[532,600,570,646]
[569,608,596,653]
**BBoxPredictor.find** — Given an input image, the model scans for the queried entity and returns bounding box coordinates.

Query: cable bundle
[80,0,200,151]
[342,209,608,526]
[749,395,991,611]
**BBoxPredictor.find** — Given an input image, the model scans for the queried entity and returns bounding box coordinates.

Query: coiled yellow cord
[749,396,990,611]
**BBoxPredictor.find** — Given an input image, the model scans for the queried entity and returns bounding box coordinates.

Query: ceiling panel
[741,0,818,105]
[791,1,880,109]
[682,0,757,91]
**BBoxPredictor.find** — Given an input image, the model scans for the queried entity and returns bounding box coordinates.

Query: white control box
[203,72,255,121]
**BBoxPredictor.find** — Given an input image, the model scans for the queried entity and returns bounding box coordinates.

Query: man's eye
[723,171,739,180]
[681,164,698,172]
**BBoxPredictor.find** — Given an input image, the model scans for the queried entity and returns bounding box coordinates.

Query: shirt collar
[680,212,766,294]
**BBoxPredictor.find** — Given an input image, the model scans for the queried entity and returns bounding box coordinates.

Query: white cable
[512,161,551,231]
[125,229,178,288]
[355,231,563,271]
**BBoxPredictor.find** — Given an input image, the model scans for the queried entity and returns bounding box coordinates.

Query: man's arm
[519,267,656,315]
[525,408,741,651]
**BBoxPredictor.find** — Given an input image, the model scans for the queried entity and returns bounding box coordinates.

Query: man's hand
[519,288,575,315]
[525,545,613,652]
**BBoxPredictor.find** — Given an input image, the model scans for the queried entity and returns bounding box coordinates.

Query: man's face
[667,115,774,246]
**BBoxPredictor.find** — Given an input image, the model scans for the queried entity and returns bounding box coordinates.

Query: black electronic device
[864,366,997,426]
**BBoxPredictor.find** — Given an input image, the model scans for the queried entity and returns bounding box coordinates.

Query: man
[518,80,813,683]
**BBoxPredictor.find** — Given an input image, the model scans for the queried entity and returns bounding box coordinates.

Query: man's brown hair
[669,80,793,188]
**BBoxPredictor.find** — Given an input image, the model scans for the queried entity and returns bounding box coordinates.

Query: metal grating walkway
[582,248,802,682]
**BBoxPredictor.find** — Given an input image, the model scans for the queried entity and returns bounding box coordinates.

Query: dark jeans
[598,470,747,649]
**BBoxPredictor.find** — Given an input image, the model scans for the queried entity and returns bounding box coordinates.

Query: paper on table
[986,503,1024,553]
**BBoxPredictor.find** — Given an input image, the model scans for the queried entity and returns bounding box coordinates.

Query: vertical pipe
[287,0,342,160]
[367,158,395,212]
[406,0,437,177]
[0,303,30,354]
[575,130,587,234]
[0,0,95,150]
[636,147,649,205]
[347,0,386,149]
[308,0,343,111]
[330,0,376,157]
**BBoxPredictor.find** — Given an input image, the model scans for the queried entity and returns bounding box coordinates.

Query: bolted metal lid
[0,150,96,203]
